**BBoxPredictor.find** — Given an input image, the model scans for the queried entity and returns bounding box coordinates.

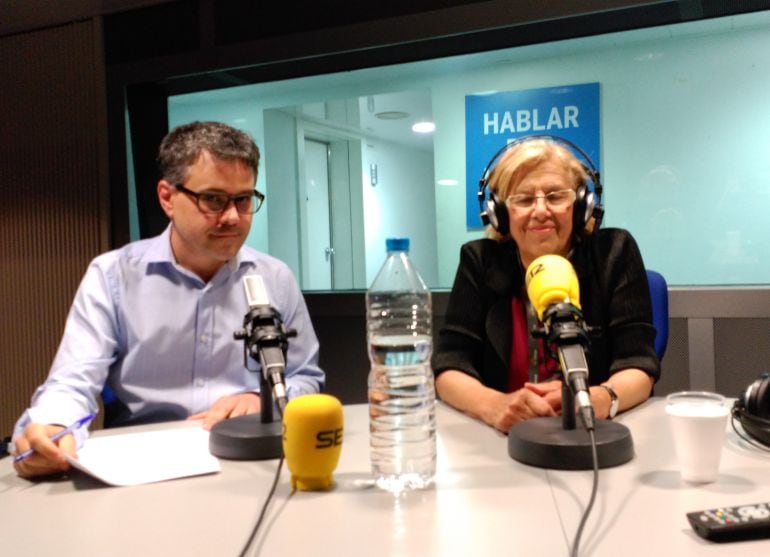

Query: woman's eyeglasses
[505,188,576,211]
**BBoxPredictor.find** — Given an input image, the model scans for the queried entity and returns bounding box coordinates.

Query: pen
[13,413,96,463]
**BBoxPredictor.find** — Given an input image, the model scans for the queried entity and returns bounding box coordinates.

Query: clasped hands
[482,381,614,434]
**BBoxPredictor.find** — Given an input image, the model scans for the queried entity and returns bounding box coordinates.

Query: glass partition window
[165,11,770,289]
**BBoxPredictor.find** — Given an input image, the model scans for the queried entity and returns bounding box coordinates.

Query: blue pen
[13,413,96,463]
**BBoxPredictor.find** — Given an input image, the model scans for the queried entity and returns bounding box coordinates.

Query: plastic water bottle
[366,237,436,494]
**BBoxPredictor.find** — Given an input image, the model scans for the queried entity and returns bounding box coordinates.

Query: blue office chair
[101,385,122,428]
[646,269,669,360]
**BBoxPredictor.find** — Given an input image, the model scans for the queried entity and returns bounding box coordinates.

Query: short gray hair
[157,121,260,185]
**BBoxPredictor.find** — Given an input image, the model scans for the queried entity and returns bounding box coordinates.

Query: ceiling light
[437,179,458,186]
[412,121,435,133]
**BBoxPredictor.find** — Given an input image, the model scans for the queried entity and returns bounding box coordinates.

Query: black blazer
[432,228,660,392]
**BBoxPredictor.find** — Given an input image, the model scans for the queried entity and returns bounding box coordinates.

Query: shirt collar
[141,224,176,264]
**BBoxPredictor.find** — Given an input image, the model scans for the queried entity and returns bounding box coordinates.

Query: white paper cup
[665,391,729,483]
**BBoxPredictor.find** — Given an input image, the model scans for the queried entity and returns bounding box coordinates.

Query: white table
[1,399,768,556]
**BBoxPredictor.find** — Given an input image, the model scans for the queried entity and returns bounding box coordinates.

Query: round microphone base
[209,414,283,460]
[508,417,634,470]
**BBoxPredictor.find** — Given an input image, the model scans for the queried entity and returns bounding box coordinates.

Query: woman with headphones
[432,136,660,433]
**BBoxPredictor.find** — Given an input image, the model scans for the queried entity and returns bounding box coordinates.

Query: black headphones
[732,372,770,449]
[477,134,604,239]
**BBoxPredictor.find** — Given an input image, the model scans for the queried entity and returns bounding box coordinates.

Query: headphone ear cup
[573,184,589,237]
[733,372,770,449]
[485,190,509,236]
[747,372,770,419]
[573,183,604,239]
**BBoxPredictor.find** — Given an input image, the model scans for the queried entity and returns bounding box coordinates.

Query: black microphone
[234,275,296,416]
[525,255,596,431]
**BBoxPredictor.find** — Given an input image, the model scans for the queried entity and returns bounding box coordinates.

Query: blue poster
[465,82,600,228]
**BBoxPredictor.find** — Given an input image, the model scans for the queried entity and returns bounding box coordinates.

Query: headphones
[732,372,770,449]
[477,134,604,240]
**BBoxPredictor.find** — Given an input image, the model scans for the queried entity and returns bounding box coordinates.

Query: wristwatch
[601,384,619,419]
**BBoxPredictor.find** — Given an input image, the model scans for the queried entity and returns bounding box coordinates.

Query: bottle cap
[386,237,409,252]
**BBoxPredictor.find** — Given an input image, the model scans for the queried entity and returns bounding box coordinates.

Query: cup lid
[665,391,726,404]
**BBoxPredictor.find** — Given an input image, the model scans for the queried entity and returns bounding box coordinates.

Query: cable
[238,406,287,557]
[238,454,286,557]
[731,414,770,452]
[570,429,599,557]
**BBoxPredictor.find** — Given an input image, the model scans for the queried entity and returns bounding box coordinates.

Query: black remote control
[687,502,770,542]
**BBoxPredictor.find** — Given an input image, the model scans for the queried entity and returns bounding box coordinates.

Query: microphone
[525,255,595,431]
[209,275,298,461]
[235,275,297,416]
[282,394,344,491]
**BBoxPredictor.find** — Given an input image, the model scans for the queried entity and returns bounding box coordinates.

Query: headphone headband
[478,134,601,193]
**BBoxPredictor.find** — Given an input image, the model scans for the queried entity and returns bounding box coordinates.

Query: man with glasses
[433,137,659,433]
[12,121,324,478]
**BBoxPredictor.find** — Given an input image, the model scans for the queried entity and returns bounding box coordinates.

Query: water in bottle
[366,237,436,494]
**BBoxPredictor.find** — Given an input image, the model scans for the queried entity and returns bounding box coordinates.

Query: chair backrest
[646,269,669,360]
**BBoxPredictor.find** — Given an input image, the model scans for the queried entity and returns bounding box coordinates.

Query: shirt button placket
[192,290,212,410]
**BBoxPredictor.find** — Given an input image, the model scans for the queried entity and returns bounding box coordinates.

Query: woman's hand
[436,370,561,434]
[481,386,559,433]
[525,380,564,412]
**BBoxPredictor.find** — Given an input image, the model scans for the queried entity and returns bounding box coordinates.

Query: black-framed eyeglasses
[173,184,265,215]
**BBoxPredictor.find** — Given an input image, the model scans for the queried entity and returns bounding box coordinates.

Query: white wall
[362,138,438,287]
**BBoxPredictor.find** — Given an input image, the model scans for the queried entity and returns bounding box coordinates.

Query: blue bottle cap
[386,237,409,252]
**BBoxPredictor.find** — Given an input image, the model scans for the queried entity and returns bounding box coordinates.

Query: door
[304,138,333,289]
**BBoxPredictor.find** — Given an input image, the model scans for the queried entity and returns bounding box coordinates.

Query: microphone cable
[570,428,599,557]
[238,406,287,557]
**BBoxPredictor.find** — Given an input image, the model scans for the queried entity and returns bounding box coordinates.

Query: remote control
[687,502,770,542]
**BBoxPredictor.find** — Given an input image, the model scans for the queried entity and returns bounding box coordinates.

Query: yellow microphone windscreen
[282,394,343,491]
[525,254,581,320]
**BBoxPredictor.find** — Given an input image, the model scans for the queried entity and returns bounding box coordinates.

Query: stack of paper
[65,426,221,486]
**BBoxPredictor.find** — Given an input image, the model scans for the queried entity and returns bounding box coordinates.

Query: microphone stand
[209,306,296,460]
[508,303,635,470]
[561,380,576,431]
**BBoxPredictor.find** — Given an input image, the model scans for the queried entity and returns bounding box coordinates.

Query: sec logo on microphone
[316,428,343,449]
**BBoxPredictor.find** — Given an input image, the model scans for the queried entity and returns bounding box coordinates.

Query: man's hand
[13,423,76,478]
[188,392,262,430]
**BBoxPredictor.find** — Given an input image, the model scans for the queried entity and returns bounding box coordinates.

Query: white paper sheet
[65,426,221,486]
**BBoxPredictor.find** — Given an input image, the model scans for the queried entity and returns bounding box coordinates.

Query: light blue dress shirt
[13,225,324,444]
